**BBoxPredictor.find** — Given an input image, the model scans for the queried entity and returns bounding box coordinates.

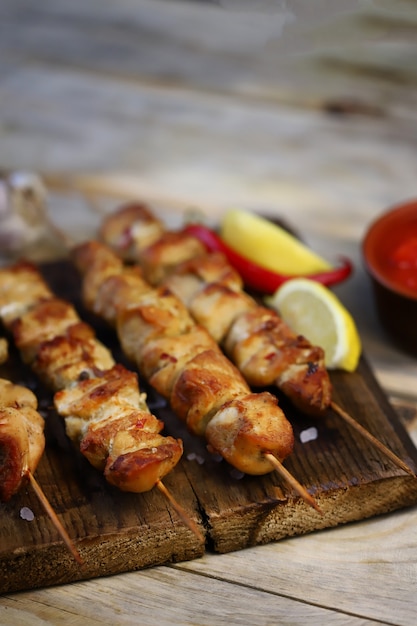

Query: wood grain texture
[0,565,386,626]
[177,505,417,626]
[1,0,417,205]
[1,260,417,594]
[1,0,416,116]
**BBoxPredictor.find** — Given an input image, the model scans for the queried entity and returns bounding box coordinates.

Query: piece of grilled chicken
[99,203,332,417]
[72,241,295,477]
[0,261,182,493]
[0,377,45,502]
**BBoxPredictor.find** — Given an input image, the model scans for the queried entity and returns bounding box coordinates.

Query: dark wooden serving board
[2,260,417,594]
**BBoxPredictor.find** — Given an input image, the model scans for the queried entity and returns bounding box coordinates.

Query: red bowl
[362,199,417,355]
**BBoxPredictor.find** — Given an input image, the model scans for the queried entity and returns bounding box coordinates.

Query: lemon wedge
[267,278,361,372]
[220,209,332,275]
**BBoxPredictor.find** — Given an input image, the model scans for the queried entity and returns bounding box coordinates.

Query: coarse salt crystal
[300,427,318,444]
[20,507,35,521]
[186,452,205,465]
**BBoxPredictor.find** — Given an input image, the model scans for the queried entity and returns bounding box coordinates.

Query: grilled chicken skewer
[72,240,321,513]
[0,376,82,562]
[0,262,184,498]
[99,204,330,416]
[99,203,415,477]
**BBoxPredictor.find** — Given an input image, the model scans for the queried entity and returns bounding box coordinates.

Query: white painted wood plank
[1,0,416,115]
[0,565,385,626]
[0,65,416,223]
[176,506,417,626]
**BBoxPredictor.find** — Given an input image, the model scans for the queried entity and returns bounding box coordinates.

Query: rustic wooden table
[1,1,417,624]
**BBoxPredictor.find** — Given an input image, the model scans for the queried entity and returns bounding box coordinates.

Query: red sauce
[368,210,417,298]
[387,236,417,291]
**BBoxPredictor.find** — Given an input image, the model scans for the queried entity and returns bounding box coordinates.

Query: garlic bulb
[0,172,70,261]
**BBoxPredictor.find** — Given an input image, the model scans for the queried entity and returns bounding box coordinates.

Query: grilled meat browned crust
[72,241,294,476]
[0,261,182,493]
[0,378,45,501]
[99,204,332,416]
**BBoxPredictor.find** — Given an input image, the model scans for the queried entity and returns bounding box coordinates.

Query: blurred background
[0,0,417,395]
[1,1,416,216]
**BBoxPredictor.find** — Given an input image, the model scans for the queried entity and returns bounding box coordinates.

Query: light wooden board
[1,0,417,114]
[1,0,417,196]
[0,565,386,626]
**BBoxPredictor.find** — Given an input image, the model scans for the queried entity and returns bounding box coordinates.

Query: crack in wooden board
[1,259,417,594]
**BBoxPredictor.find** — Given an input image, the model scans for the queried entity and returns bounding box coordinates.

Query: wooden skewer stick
[27,471,84,565]
[156,480,205,543]
[263,453,323,514]
[330,401,416,478]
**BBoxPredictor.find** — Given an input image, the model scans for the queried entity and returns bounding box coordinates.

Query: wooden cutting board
[1,260,417,595]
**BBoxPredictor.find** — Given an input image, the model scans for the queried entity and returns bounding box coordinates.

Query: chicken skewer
[99,204,331,416]
[99,203,415,478]
[0,262,200,539]
[0,375,82,563]
[1,337,81,561]
[72,240,321,513]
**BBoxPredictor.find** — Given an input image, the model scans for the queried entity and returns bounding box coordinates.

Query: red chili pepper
[183,223,353,294]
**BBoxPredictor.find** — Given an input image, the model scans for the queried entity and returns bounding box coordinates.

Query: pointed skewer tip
[263,453,323,515]
[330,401,416,478]
[27,471,84,565]
[156,480,205,543]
